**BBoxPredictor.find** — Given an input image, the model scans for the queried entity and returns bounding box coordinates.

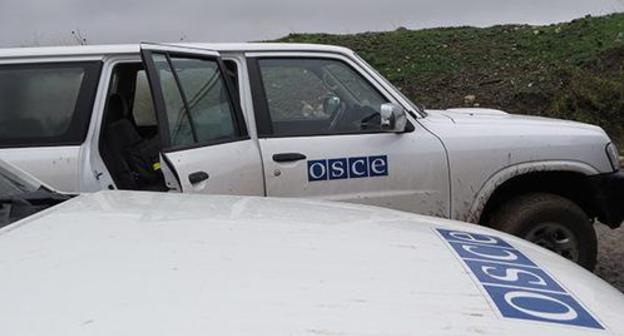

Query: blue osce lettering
[328,158,348,180]
[464,259,565,293]
[348,157,369,178]
[308,155,388,182]
[308,160,328,182]
[437,228,603,330]
[448,241,536,267]
[483,286,603,329]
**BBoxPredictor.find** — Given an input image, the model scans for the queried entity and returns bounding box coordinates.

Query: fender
[465,160,600,223]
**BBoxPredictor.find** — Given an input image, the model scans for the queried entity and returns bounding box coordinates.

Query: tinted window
[151,54,238,147]
[258,58,388,136]
[0,62,101,147]
[152,54,193,147]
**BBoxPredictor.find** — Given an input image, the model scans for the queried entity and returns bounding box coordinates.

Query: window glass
[258,58,389,136]
[324,63,387,108]
[152,54,194,147]
[0,165,39,197]
[261,64,332,122]
[0,62,100,146]
[152,54,238,147]
[169,57,236,144]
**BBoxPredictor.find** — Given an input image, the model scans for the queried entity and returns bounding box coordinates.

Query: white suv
[0,43,622,269]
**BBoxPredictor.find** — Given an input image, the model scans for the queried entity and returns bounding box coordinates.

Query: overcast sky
[1,0,623,47]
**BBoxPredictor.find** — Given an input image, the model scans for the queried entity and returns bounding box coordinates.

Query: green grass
[274,13,624,148]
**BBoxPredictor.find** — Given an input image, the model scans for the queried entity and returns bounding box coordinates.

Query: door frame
[140,43,250,153]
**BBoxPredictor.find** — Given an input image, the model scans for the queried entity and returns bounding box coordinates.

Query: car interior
[99,63,166,191]
[99,60,240,191]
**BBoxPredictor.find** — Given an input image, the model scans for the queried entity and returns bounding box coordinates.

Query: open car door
[140,43,264,195]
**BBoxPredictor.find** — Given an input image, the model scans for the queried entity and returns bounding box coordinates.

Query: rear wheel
[489,193,597,270]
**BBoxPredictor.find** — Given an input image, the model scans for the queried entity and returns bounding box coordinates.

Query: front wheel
[488,193,597,270]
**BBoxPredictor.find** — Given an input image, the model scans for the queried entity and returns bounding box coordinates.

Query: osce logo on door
[436,228,603,330]
[307,155,388,182]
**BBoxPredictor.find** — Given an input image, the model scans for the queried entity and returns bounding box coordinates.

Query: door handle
[188,171,210,185]
[273,153,307,163]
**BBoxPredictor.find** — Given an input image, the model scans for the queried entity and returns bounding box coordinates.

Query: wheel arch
[467,161,601,225]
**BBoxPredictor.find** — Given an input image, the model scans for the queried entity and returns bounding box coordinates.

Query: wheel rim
[525,223,580,262]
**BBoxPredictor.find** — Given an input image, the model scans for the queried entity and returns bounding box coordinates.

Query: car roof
[0,43,354,60]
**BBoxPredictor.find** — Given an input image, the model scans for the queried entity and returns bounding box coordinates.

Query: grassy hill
[276,13,624,148]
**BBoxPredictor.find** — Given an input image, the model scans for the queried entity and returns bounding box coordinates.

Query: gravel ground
[595,223,624,292]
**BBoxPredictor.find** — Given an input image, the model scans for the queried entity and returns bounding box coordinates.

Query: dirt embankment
[278,13,624,148]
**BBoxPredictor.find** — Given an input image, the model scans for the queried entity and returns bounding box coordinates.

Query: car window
[261,64,332,122]
[0,62,101,147]
[0,159,70,228]
[0,170,34,197]
[0,162,39,198]
[152,54,238,147]
[258,58,389,136]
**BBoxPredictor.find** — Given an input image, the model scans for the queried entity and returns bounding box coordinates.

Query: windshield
[0,161,40,198]
[0,160,69,228]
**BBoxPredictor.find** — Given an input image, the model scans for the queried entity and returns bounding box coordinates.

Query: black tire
[489,192,597,270]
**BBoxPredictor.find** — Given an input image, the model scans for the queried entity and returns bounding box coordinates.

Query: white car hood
[426,108,605,132]
[432,107,511,117]
[0,191,622,335]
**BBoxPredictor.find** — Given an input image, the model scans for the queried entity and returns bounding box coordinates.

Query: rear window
[0,62,102,147]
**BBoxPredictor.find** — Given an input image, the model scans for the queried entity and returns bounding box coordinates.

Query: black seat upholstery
[102,93,143,189]
[102,93,165,190]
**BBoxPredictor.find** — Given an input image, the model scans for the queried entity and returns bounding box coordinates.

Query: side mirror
[323,95,342,116]
[380,103,407,132]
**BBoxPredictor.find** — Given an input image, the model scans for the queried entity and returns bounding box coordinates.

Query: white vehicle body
[1,188,624,335]
[0,43,622,268]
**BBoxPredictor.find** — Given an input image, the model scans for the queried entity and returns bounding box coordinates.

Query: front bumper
[588,171,624,228]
